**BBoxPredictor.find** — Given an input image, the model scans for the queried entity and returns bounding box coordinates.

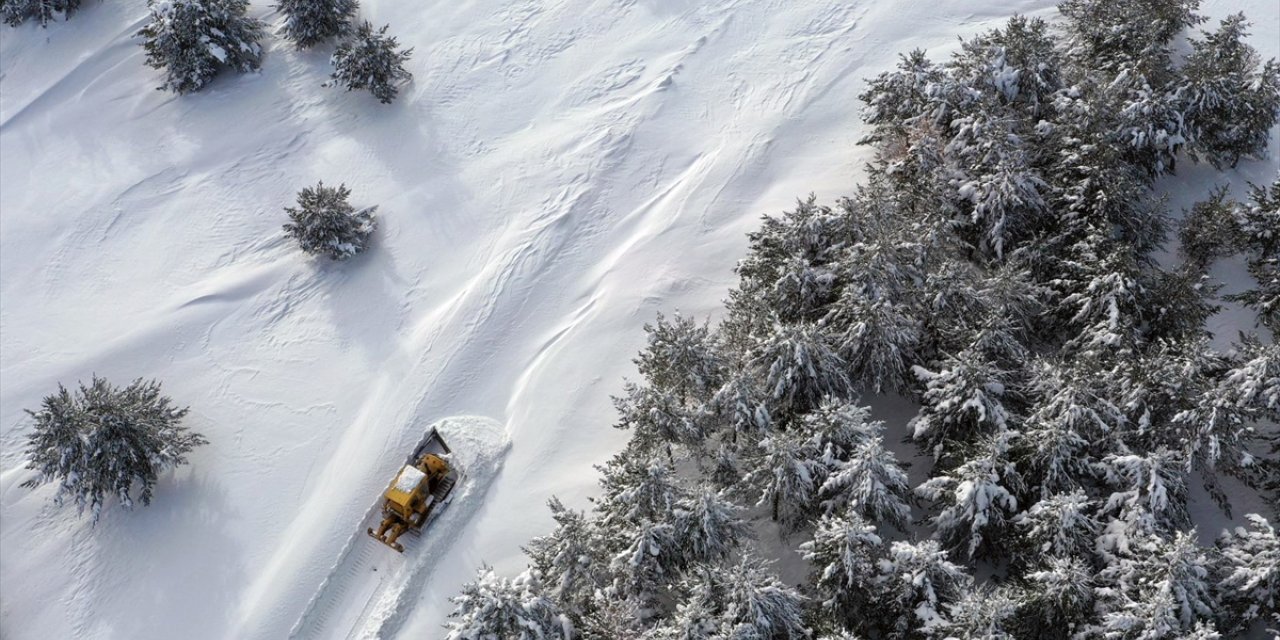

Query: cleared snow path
[1,0,1273,639]
[289,417,508,640]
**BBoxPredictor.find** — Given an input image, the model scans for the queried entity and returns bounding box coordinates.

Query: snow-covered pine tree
[445,566,573,640]
[594,456,684,528]
[275,0,355,49]
[591,457,696,610]
[282,181,376,260]
[818,433,911,529]
[822,293,920,394]
[674,558,808,640]
[798,513,882,630]
[329,21,412,104]
[941,585,1020,640]
[1216,514,1278,630]
[1013,490,1101,560]
[945,113,1049,259]
[709,370,772,445]
[1096,448,1191,557]
[910,349,1014,459]
[673,489,750,567]
[1141,266,1223,343]
[1,0,79,26]
[916,431,1024,559]
[1094,531,1217,639]
[612,381,706,456]
[750,320,851,418]
[1179,14,1280,169]
[1231,257,1280,332]
[731,195,848,326]
[955,15,1062,116]
[21,376,206,521]
[747,427,826,531]
[1020,359,1123,497]
[1170,337,1277,476]
[1179,188,1246,268]
[1019,556,1096,639]
[138,0,265,94]
[1057,0,1201,177]
[524,497,606,623]
[608,519,680,607]
[1051,229,1145,355]
[1237,178,1280,258]
[635,312,725,402]
[877,539,973,638]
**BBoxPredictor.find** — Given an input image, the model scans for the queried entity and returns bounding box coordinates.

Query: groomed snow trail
[289,417,508,640]
[1,0,1274,639]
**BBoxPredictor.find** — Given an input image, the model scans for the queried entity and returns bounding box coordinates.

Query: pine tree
[822,293,920,394]
[947,114,1049,259]
[1237,178,1280,258]
[748,428,826,531]
[916,431,1024,559]
[750,320,851,418]
[282,181,376,260]
[1094,531,1217,639]
[612,381,706,455]
[1179,188,1245,267]
[21,376,206,521]
[635,312,724,402]
[710,370,772,445]
[1217,514,1278,629]
[1179,14,1280,168]
[910,349,1014,459]
[878,539,973,637]
[138,0,265,94]
[1141,265,1223,343]
[1096,449,1191,555]
[941,585,1020,640]
[329,21,413,104]
[445,566,574,640]
[818,433,912,529]
[525,498,606,622]
[1020,358,1123,497]
[1013,490,1101,560]
[799,513,882,629]
[673,489,750,567]
[732,195,849,325]
[679,558,808,640]
[1,0,79,27]
[275,0,355,49]
[1019,556,1096,639]
[1230,257,1280,332]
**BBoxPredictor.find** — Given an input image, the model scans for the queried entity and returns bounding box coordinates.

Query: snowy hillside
[1,1,1276,639]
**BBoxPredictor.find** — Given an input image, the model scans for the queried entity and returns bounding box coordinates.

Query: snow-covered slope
[1,1,1275,638]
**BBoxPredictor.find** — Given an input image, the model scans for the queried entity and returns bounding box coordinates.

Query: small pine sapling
[138,0,265,94]
[21,376,207,521]
[329,21,412,104]
[282,181,376,260]
[275,0,356,49]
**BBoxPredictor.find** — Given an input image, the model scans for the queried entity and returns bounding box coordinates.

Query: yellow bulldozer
[367,428,460,552]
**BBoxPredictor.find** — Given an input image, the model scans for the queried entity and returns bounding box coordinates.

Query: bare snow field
[1,0,1276,638]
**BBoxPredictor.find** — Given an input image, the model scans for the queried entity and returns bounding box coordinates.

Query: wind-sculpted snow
[0,0,1274,638]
